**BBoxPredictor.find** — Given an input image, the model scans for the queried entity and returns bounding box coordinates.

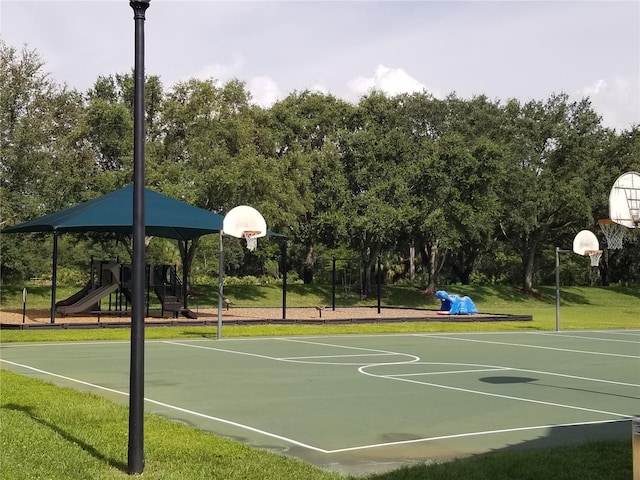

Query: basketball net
[242,231,260,251]
[598,219,625,250]
[585,250,602,267]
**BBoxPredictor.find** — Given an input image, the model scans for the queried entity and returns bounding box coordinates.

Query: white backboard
[572,230,599,256]
[609,171,640,229]
[223,205,267,239]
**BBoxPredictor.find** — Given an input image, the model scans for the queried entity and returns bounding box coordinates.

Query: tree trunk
[426,240,445,293]
[303,243,314,284]
[522,244,536,292]
[409,242,415,281]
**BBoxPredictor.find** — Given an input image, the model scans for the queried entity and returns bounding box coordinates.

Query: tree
[498,94,606,291]
[268,91,353,283]
[0,40,93,280]
[341,91,419,294]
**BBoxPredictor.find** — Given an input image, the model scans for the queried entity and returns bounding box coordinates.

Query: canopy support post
[217,232,224,339]
[281,238,287,320]
[50,230,59,324]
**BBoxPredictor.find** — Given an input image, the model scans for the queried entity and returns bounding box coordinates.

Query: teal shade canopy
[2,185,224,241]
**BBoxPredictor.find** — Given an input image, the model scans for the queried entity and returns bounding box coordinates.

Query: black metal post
[377,256,381,314]
[281,238,287,320]
[50,230,58,323]
[128,0,149,475]
[182,241,189,311]
[332,257,336,311]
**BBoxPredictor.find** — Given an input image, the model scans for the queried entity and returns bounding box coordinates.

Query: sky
[1,0,639,131]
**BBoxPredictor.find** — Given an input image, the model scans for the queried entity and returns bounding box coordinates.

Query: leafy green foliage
[1,39,639,289]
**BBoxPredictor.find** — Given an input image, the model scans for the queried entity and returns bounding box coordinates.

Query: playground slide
[55,281,92,307]
[57,282,120,316]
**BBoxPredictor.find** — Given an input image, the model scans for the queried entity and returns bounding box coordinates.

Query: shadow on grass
[364,423,630,480]
[3,403,127,472]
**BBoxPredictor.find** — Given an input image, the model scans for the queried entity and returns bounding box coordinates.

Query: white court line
[415,334,640,359]
[280,353,394,360]
[163,339,420,366]
[0,340,131,348]
[2,337,635,456]
[1,358,631,455]
[358,363,631,418]
[503,366,640,388]
[0,358,326,453]
[532,331,640,344]
[327,418,630,454]
[387,367,511,378]
[162,341,284,361]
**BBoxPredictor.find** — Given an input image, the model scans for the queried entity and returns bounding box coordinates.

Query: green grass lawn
[1,283,637,479]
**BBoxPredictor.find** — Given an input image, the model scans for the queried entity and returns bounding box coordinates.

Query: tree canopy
[1,38,639,290]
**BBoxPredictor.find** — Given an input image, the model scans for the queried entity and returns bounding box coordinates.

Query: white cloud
[188,53,245,84]
[347,65,428,99]
[578,75,640,131]
[248,76,282,107]
[309,84,330,95]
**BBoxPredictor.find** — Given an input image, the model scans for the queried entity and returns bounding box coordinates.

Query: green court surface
[1,330,639,475]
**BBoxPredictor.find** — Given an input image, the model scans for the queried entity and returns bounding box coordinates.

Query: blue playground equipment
[434,290,478,315]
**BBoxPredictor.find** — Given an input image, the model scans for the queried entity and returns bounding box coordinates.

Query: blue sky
[1,0,638,130]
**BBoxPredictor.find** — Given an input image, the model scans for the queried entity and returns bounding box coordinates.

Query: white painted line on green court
[532,331,640,343]
[162,340,283,360]
[325,418,630,454]
[387,366,510,377]
[0,358,130,396]
[163,339,420,366]
[359,362,631,418]
[280,353,394,360]
[0,357,328,453]
[503,366,640,388]
[418,334,640,359]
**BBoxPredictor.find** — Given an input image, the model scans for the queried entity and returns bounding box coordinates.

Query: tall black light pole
[128,0,149,474]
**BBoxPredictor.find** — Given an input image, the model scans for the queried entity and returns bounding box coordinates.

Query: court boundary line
[415,334,640,359]
[2,331,637,455]
[165,338,634,419]
[531,331,640,344]
[1,357,630,455]
[0,358,326,452]
[359,362,632,418]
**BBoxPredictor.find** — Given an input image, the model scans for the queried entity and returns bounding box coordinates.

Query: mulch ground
[0,306,531,329]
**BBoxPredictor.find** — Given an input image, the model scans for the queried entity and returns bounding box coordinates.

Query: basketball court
[1,330,637,475]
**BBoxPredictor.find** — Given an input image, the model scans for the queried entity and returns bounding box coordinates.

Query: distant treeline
[1,38,639,291]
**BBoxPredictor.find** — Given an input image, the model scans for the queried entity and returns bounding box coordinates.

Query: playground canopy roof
[1,185,225,241]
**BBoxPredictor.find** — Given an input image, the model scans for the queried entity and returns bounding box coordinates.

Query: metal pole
[332,256,336,311]
[377,256,381,314]
[555,248,571,332]
[217,232,224,339]
[555,247,560,332]
[128,0,149,475]
[281,238,287,320]
[182,241,189,311]
[50,230,58,323]
[22,288,27,324]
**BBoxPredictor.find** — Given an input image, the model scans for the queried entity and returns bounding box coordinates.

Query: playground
[1,330,636,475]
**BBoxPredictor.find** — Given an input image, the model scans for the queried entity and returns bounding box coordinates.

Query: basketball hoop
[598,219,625,250]
[584,250,602,267]
[223,205,267,252]
[242,231,261,251]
